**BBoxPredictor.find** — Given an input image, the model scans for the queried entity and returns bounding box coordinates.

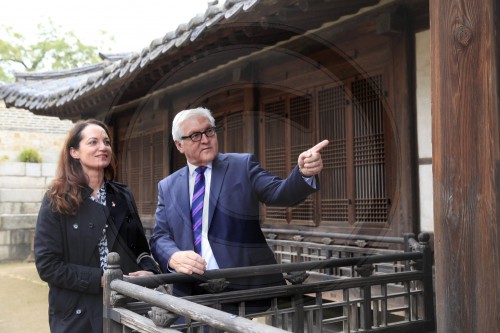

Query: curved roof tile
[0,0,382,115]
[0,0,254,112]
[224,1,244,19]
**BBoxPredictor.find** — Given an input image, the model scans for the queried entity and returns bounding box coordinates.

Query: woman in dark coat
[34,119,160,333]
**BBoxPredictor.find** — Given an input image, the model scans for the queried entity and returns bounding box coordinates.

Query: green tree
[0,18,114,82]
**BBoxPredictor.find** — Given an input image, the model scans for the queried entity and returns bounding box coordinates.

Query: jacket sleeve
[247,154,319,206]
[149,179,183,273]
[34,194,102,294]
[120,186,161,274]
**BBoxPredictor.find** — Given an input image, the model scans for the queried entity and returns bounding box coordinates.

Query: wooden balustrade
[103,233,435,333]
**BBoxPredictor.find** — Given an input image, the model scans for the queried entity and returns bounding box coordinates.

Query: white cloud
[1,0,213,53]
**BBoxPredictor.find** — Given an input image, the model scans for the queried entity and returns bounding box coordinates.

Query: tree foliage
[0,18,114,82]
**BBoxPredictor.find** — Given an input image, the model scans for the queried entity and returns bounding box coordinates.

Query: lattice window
[318,85,349,222]
[141,135,153,214]
[127,136,142,212]
[151,131,164,214]
[260,74,388,225]
[263,100,288,222]
[215,116,225,152]
[351,75,388,223]
[121,131,164,216]
[225,112,244,153]
[215,112,244,153]
[289,95,315,223]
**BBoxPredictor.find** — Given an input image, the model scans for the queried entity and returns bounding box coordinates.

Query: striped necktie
[191,166,207,254]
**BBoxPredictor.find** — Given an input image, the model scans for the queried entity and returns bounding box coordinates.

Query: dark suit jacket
[150,153,319,297]
[34,181,159,333]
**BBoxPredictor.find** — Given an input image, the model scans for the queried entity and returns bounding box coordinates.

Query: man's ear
[175,141,184,154]
[69,147,80,159]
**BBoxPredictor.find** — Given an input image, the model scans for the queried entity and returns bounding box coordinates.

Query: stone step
[0,214,38,229]
[0,175,50,189]
[0,202,41,214]
[0,214,37,261]
[0,188,46,203]
[0,162,57,177]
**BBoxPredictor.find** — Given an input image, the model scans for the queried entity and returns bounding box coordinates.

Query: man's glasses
[181,127,217,142]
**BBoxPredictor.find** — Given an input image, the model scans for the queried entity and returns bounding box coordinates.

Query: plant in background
[0,18,114,82]
[18,148,42,163]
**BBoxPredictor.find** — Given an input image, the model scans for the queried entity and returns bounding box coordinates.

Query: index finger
[310,139,329,153]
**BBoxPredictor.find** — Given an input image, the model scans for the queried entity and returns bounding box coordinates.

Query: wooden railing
[262,229,420,282]
[103,233,434,333]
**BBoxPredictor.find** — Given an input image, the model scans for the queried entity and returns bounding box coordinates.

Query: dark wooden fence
[103,232,434,332]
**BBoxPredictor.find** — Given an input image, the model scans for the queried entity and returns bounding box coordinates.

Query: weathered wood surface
[125,252,423,287]
[430,0,500,332]
[104,245,433,333]
[111,279,288,333]
[103,252,124,333]
[111,308,179,333]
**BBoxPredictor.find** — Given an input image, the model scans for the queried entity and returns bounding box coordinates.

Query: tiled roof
[0,0,382,116]
[0,62,117,110]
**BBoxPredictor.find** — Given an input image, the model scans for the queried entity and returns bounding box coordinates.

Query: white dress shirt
[187,162,220,270]
[186,162,315,270]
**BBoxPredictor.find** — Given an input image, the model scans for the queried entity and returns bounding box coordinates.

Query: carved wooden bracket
[110,290,132,307]
[355,239,368,248]
[148,306,179,327]
[284,271,310,284]
[200,278,231,293]
[292,235,304,242]
[321,237,333,245]
[355,264,374,277]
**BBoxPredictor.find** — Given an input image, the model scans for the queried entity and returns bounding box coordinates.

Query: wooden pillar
[103,252,123,333]
[430,0,500,332]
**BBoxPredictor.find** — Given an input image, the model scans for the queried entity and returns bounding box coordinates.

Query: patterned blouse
[89,185,109,271]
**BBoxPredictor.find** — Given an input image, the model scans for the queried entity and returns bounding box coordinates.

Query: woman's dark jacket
[34,181,159,333]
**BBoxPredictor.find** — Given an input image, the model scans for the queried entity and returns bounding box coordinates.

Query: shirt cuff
[302,175,317,188]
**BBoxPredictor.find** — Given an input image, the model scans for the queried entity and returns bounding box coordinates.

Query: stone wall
[0,101,73,261]
[0,101,73,163]
[0,162,57,261]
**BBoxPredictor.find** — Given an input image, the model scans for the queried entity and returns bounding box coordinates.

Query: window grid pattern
[121,131,164,216]
[141,136,153,214]
[225,112,244,153]
[289,95,315,222]
[318,85,349,222]
[127,136,142,212]
[215,116,225,153]
[352,75,388,223]
[263,100,288,221]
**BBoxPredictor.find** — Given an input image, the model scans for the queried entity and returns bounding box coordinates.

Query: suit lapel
[173,166,192,230]
[209,154,228,227]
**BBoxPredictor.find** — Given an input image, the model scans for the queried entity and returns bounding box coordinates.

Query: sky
[0,0,217,53]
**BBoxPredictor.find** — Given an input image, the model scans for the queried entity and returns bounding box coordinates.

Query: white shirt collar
[187,162,212,177]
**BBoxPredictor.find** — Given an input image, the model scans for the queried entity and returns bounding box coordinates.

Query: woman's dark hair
[48,119,116,215]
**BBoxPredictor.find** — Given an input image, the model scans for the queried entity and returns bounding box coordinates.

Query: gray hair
[172,107,216,142]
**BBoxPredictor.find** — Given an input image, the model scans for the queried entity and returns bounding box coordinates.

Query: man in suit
[149,107,328,304]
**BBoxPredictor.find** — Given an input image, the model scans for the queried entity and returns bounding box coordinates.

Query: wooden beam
[430,0,500,332]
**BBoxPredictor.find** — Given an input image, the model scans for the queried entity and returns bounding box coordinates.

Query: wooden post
[359,285,372,330]
[430,0,500,332]
[419,233,434,327]
[291,294,304,333]
[103,252,124,333]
